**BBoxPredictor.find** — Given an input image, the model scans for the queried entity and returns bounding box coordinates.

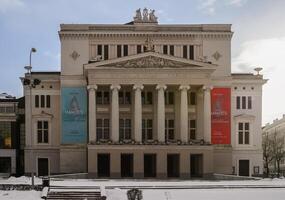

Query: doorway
[167,154,180,178]
[190,154,203,177]
[239,160,250,176]
[144,154,156,178]
[121,154,133,178]
[37,158,49,176]
[97,154,110,177]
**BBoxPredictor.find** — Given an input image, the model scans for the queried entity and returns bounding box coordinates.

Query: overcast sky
[0,0,284,125]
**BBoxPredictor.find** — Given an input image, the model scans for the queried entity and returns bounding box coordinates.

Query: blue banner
[61,87,87,144]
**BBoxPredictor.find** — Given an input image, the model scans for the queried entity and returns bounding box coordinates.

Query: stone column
[156,84,167,142]
[87,85,98,143]
[179,85,190,142]
[133,84,144,142]
[203,86,212,143]
[110,84,121,142]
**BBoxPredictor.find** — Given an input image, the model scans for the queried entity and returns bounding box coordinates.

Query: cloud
[232,37,285,124]
[198,0,217,15]
[198,0,247,15]
[227,0,248,7]
[0,0,24,13]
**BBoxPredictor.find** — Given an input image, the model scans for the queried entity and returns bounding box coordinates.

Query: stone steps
[46,188,105,200]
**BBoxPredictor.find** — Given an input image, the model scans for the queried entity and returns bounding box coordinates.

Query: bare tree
[263,132,274,177]
[271,132,285,177]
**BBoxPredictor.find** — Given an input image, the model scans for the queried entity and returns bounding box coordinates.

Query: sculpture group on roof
[134,8,158,23]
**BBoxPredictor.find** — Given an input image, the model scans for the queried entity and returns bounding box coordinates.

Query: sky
[0,0,285,125]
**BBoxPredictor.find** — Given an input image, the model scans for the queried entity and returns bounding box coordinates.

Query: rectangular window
[0,121,12,149]
[96,91,109,104]
[238,122,250,145]
[189,45,194,60]
[119,91,131,105]
[165,91,174,105]
[40,95,45,108]
[96,91,102,104]
[137,45,142,54]
[119,119,132,140]
[165,119,175,141]
[104,45,109,60]
[163,45,168,55]
[242,96,246,109]
[183,45,187,59]
[189,120,196,140]
[46,95,50,108]
[236,96,240,109]
[170,45,174,56]
[189,92,196,105]
[142,91,153,105]
[103,92,110,104]
[248,96,252,109]
[37,121,48,143]
[117,45,122,58]
[96,119,109,141]
[123,45,128,56]
[35,95,39,108]
[97,45,102,56]
[125,92,131,104]
[142,119,153,141]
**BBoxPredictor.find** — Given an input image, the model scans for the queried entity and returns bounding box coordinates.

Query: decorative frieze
[100,56,189,68]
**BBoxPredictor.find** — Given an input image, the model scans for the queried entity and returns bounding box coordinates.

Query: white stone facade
[22,10,267,178]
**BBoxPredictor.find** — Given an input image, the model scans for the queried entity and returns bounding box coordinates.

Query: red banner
[211,88,231,144]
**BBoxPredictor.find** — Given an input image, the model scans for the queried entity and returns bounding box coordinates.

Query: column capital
[202,85,213,91]
[156,84,167,91]
[179,85,191,91]
[133,84,144,91]
[110,84,121,91]
[87,85,98,91]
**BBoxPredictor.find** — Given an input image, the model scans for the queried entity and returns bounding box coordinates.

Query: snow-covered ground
[1,177,285,200]
[0,190,41,200]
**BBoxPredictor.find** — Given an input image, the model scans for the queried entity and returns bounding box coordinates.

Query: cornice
[59,32,233,40]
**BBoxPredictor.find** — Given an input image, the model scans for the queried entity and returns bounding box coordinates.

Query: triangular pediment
[84,52,217,70]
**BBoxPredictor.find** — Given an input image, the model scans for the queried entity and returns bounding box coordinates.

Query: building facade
[0,94,25,176]
[22,9,266,178]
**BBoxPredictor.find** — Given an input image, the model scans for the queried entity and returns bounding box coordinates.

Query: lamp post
[23,48,40,188]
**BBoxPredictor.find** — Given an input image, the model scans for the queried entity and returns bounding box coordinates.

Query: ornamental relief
[98,56,190,68]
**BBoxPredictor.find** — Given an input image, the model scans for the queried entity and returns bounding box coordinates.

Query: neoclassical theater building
[22,9,267,178]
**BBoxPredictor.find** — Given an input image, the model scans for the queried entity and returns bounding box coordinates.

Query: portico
[85,52,216,144]
[85,52,216,178]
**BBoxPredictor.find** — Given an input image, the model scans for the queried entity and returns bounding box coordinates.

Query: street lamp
[23,47,40,188]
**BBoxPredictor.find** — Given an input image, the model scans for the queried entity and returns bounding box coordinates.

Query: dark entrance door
[121,154,133,177]
[190,154,203,177]
[167,154,180,178]
[38,158,49,176]
[97,154,110,177]
[239,160,250,176]
[0,157,11,173]
[144,154,156,178]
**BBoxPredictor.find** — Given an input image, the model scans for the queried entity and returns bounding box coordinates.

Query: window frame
[37,120,49,144]
[119,118,132,141]
[119,91,132,105]
[142,119,153,141]
[188,119,196,140]
[96,91,110,105]
[237,122,250,145]
[142,91,153,105]
[96,118,110,141]
[165,119,175,141]
[165,91,174,105]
